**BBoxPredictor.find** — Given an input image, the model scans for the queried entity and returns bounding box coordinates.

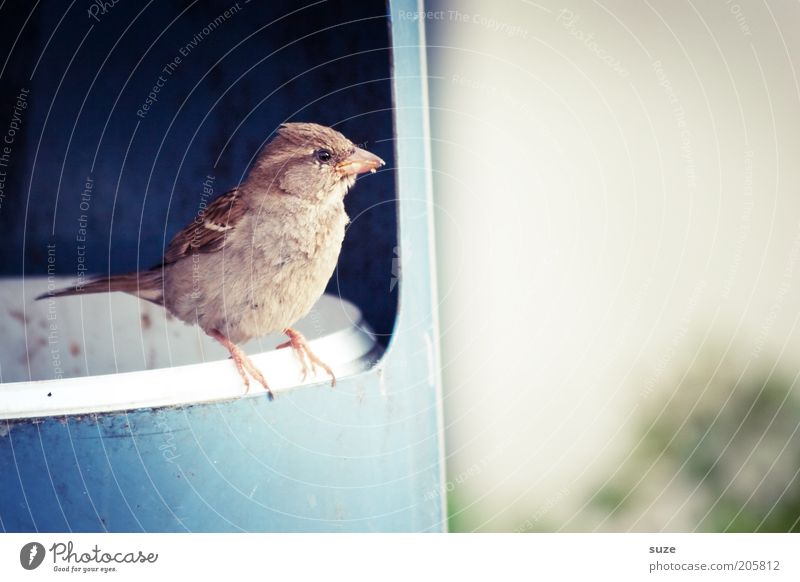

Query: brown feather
[35,189,248,305]
[35,270,164,304]
[161,188,248,265]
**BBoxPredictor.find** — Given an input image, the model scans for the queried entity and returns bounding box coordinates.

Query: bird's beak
[336,147,385,176]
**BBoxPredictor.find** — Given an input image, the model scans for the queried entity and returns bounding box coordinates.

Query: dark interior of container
[0,0,397,344]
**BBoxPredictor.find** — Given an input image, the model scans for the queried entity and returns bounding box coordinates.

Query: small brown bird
[38,122,385,399]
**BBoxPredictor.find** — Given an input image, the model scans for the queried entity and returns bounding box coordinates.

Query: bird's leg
[276,327,336,387]
[209,329,250,391]
[209,329,274,400]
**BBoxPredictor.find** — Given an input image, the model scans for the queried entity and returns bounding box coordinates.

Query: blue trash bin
[0,0,444,532]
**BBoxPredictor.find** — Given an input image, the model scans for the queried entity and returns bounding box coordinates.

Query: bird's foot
[209,329,274,400]
[276,327,336,387]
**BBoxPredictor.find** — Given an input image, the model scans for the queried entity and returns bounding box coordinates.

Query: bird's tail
[35,270,164,305]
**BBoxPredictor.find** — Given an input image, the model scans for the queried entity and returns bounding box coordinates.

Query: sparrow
[38,122,385,399]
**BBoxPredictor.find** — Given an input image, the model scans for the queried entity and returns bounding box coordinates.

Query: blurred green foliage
[591,352,800,532]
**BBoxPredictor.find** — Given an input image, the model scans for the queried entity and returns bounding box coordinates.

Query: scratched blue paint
[0,0,445,533]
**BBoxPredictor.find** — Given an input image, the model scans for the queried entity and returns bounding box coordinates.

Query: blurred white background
[424,0,800,531]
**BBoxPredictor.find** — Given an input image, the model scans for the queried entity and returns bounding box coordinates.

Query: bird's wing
[161,188,249,265]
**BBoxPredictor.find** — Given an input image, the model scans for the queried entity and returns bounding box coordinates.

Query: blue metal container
[0,0,444,532]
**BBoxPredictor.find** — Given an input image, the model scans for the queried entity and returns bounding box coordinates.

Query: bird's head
[256,122,384,201]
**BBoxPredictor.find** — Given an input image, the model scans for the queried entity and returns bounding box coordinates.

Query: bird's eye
[315,149,332,162]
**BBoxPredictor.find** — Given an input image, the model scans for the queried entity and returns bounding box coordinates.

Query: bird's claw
[211,329,274,400]
[280,328,336,387]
